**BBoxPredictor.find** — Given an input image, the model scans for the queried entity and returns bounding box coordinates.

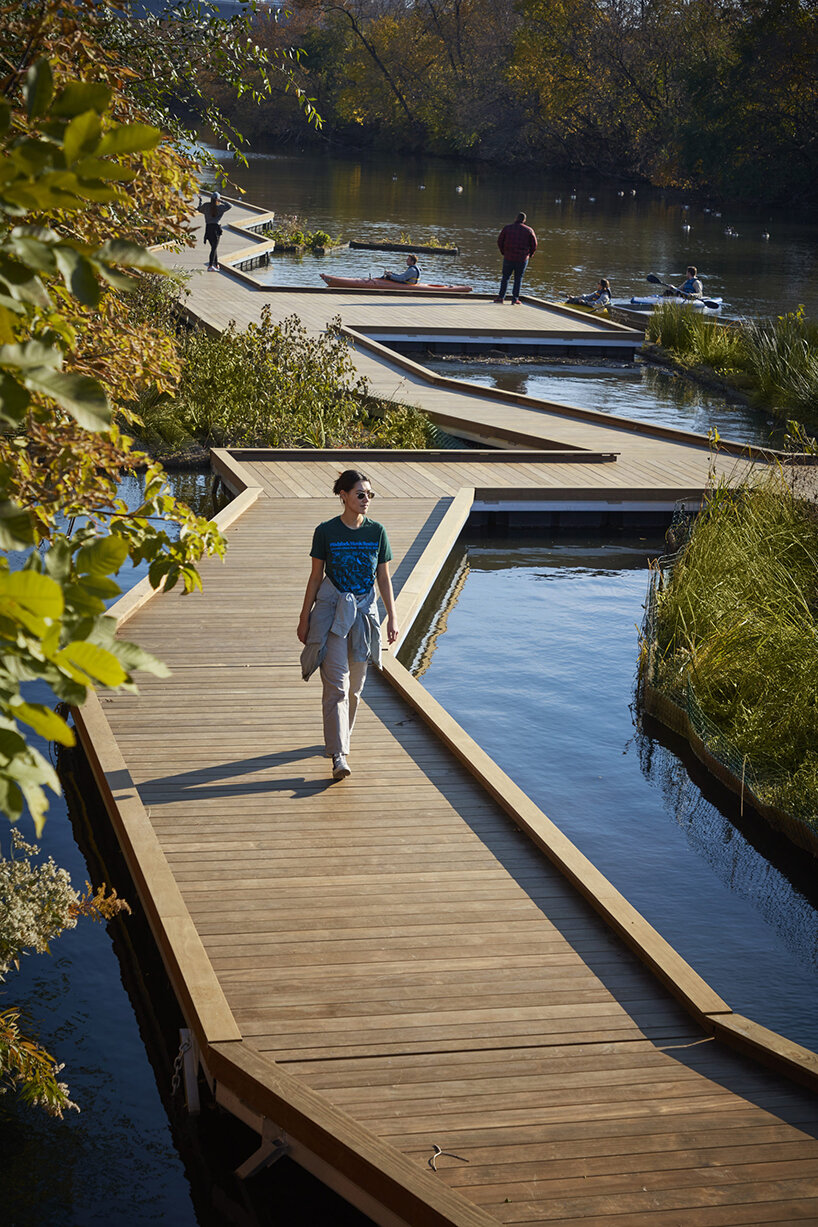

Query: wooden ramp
[74,451,818,1226]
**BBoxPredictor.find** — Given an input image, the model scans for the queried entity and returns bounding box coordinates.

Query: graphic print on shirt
[325,538,381,596]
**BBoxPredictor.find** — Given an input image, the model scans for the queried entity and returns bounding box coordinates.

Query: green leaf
[22,368,110,431]
[43,538,72,582]
[0,570,64,620]
[0,340,61,371]
[10,701,75,746]
[51,81,112,119]
[61,583,106,617]
[24,60,54,120]
[53,248,100,308]
[96,123,161,156]
[0,775,24,824]
[7,235,58,275]
[0,500,34,549]
[96,239,167,273]
[112,640,171,679]
[54,641,128,688]
[75,535,129,577]
[73,157,136,183]
[63,110,103,166]
[0,373,31,425]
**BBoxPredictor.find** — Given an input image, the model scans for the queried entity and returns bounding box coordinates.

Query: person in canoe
[669,266,703,298]
[382,254,421,284]
[567,278,611,308]
[297,470,399,782]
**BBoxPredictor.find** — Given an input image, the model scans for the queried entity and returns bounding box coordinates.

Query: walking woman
[297,470,399,780]
[197,191,232,271]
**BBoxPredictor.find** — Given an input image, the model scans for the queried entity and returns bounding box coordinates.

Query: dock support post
[180,1027,200,1115]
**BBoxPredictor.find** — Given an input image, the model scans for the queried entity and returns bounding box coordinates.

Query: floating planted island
[639,469,818,854]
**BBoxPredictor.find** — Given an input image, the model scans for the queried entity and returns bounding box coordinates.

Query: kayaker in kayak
[382,254,421,284]
[567,278,611,308]
[669,266,703,298]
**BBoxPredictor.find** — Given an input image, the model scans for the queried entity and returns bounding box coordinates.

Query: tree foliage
[208,0,818,204]
[1,4,233,832]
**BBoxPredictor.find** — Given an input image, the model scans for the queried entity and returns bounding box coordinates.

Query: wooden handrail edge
[390,488,474,648]
[207,1040,499,1227]
[71,692,241,1048]
[341,328,774,460]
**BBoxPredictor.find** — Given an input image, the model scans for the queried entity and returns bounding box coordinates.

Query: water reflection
[415,535,818,1051]
[213,146,818,319]
[423,358,781,447]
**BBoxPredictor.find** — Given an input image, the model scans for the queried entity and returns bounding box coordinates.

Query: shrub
[135,308,436,451]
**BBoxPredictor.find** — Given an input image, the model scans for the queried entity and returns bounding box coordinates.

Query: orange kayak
[320,273,473,294]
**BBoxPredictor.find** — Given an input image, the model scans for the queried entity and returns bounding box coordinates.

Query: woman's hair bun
[333,468,369,495]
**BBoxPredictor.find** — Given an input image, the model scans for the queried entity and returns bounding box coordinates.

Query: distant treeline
[202,0,817,206]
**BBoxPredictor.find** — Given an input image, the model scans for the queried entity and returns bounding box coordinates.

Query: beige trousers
[320,631,368,756]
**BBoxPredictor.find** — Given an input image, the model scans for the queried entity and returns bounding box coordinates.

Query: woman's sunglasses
[354,490,375,500]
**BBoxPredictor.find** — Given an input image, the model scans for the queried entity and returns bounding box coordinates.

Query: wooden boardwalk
[68,203,818,1222]
[75,448,818,1226]
[165,201,761,496]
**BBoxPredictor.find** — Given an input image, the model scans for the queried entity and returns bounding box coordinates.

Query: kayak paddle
[646,272,721,310]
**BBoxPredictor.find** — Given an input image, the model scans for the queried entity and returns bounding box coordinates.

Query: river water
[213,146,818,320]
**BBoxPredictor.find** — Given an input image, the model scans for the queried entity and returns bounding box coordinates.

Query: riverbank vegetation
[204,0,817,206]
[645,306,818,422]
[263,215,340,252]
[647,471,818,830]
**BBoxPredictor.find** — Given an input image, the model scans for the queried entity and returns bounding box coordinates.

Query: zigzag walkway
[74,447,818,1226]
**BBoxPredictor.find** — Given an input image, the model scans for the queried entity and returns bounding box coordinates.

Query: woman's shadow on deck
[137,745,338,799]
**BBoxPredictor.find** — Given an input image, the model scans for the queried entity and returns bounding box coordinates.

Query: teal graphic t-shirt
[310,516,393,597]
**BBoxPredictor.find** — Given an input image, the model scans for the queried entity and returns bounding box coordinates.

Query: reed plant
[646,303,818,421]
[740,308,818,416]
[653,469,818,823]
[645,304,743,372]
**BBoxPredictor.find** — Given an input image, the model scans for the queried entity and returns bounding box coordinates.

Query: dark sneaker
[511,297,521,304]
[332,753,351,780]
[492,296,505,303]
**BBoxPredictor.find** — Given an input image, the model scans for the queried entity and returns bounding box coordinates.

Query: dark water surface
[423,358,783,448]
[411,537,818,1052]
[211,146,818,319]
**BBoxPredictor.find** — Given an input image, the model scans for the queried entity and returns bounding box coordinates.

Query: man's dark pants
[498,258,528,301]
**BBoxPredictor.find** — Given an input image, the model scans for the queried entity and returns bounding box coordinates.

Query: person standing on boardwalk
[197,191,232,271]
[297,470,399,781]
[495,212,538,303]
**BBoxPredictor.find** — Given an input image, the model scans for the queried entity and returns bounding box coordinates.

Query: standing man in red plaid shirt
[494,212,538,304]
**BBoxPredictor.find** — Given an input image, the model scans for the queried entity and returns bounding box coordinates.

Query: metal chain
[171,1037,191,1096]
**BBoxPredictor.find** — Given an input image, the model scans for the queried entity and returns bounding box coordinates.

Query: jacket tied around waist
[300,575,382,681]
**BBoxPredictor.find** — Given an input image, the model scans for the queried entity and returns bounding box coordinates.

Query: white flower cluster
[0,830,79,977]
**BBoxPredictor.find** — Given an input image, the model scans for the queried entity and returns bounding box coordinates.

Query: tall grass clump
[653,470,818,823]
[740,308,818,417]
[646,303,743,371]
[135,307,436,451]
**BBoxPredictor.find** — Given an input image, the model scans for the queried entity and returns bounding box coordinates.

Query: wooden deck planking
[75,209,817,1222]
[85,447,818,1224]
